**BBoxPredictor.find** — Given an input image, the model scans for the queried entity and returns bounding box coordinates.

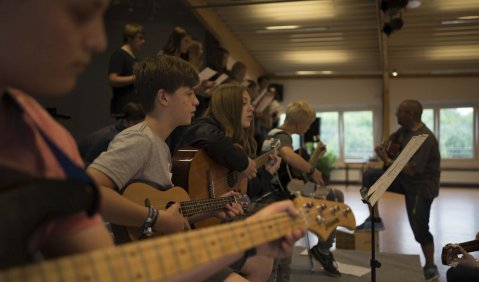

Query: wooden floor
[318,185,479,282]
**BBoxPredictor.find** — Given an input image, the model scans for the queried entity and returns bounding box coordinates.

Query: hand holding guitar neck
[441,238,479,266]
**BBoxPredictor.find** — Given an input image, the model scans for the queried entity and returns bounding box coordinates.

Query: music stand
[360,134,429,282]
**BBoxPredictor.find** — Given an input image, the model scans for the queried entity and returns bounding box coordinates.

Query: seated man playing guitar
[261,101,345,278]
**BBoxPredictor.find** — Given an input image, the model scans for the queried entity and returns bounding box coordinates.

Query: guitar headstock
[293,194,355,241]
[236,194,251,210]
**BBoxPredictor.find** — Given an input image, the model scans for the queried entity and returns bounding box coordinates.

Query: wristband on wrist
[141,206,159,239]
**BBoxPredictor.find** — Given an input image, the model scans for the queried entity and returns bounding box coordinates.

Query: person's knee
[413,228,433,245]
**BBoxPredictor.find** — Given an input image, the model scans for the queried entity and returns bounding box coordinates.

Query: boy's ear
[156,89,169,106]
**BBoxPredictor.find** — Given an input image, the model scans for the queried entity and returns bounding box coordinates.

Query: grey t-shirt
[89,122,172,191]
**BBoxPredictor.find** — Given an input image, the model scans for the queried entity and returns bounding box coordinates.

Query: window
[316,112,339,157]
[439,107,474,158]
[423,106,476,159]
[318,110,374,161]
[343,111,374,159]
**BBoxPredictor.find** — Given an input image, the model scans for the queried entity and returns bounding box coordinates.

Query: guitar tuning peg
[329,206,340,215]
[342,207,351,216]
[316,215,323,224]
[303,202,314,209]
[316,203,327,212]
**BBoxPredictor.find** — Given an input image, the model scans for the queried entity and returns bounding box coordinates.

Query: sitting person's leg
[309,188,344,277]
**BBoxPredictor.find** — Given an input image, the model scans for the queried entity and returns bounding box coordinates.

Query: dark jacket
[178,116,273,198]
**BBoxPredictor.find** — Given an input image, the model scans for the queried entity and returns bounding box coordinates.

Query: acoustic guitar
[112,182,250,243]
[441,239,479,266]
[172,139,280,201]
[1,195,355,282]
[287,136,326,193]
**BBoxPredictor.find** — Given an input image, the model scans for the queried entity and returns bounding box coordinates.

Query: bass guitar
[1,194,355,282]
[112,182,250,243]
[441,239,479,266]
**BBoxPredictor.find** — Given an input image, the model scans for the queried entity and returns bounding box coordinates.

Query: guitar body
[173,148,244,228]
[112,183,191,243]
[172,147,247,200]
[172,144,277,228]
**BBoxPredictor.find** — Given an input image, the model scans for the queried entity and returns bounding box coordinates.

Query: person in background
[178,83,282,281]
[79,102,145,166]
[108,23,145,117]
[356,99,441,281]
[226,61,247,85]
[161,26,191,60]
[261,101,344,280]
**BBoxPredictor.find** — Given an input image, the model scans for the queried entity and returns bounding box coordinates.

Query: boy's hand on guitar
[241,158,257,180]
[249,200,306,258]
[213,191,245,220]
[265,155,281,175]
[155,203,188,234]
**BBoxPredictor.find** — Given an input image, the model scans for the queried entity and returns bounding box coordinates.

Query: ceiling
[184,0,479,78]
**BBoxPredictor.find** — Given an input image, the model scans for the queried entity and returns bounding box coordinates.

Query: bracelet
[141,206,159,238]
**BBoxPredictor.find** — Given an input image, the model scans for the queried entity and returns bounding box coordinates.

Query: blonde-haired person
[178,83,282,281]
[261,101,345,279]
[108,23,145,117]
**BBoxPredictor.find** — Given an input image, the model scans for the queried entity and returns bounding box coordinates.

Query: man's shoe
[423,265,440,281]
[356,217,385,231]
[309,246,341,277]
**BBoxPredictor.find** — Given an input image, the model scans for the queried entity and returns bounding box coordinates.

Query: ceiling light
[407,0,421,9]
[266,25,299,30]
[458,16,479,20]
[296,70,334,75]
[427,46,479,60]
[284,51,349,64]
[391,70,398,77]
[257,26,327,34]
[252,2,335,22]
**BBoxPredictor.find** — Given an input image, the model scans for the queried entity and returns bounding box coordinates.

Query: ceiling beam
[183,0,265,78]
[376,0,391,139]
